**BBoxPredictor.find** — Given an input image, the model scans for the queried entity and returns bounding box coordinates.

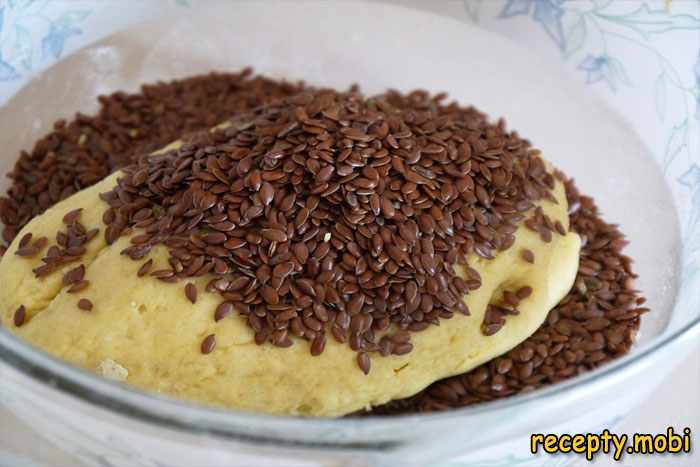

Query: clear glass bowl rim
[0,2,697,446]
[0,309,698,448]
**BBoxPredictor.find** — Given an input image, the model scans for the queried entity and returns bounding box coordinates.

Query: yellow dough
[0,135,580,417]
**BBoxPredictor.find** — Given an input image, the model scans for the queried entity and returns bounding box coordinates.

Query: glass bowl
[0,3,698,466]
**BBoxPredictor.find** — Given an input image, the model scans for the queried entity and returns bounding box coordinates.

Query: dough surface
[0,137,580,417]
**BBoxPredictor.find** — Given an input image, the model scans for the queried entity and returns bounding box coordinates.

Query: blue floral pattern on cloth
[40,9,90,60]
[0,6,21,80]
[0,1,91,82]
[0,0,187,83]
[500,0,567,51]
[493,0,698,170]
[577,54,630,91]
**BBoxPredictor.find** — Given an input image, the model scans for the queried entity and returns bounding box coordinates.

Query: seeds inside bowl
[367,177,647,414]
[86,88,568,368]
[0,70,646,418]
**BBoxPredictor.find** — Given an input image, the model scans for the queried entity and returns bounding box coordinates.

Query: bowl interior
[0,2,681,347]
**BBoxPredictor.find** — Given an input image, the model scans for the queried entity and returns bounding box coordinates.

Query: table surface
[1,1,698,466]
